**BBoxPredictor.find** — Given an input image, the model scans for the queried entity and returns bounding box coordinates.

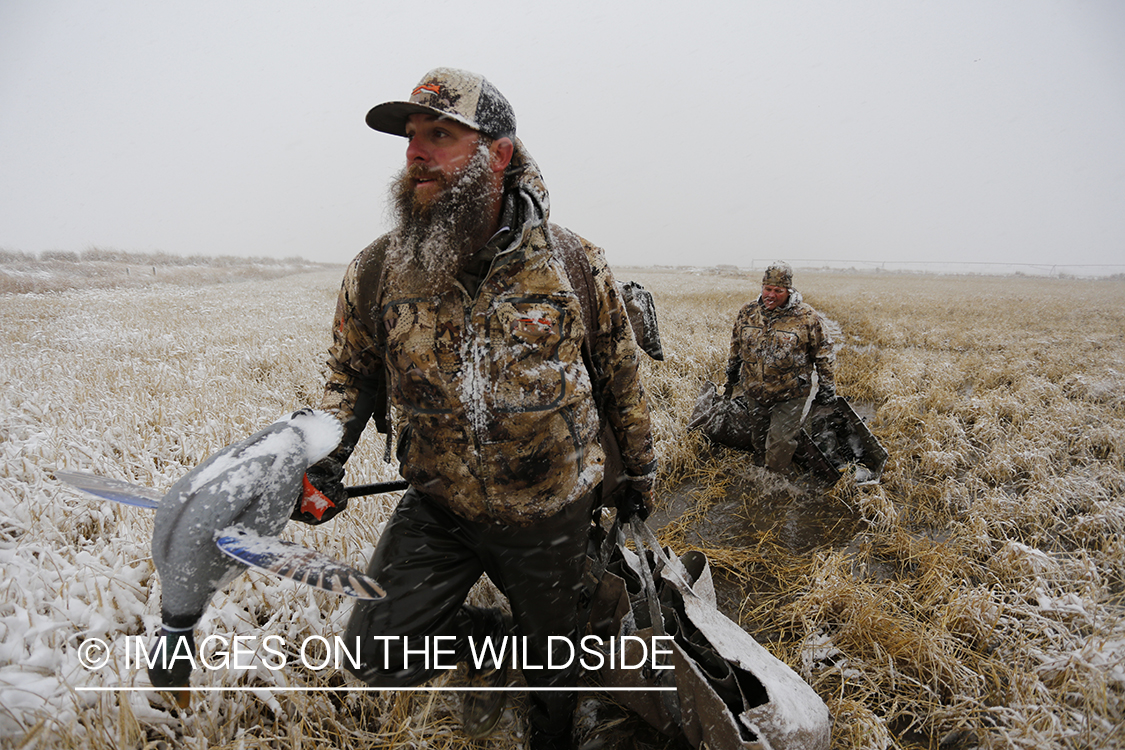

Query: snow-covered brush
[8,266,1125,749]
[55,408,386,708]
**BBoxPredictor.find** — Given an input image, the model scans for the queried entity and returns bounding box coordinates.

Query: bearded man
[293,68,657,749]
[724,261,837,474]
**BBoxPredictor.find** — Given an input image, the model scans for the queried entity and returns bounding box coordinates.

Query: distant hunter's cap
[365,67,516,140]
[762,261,793,289]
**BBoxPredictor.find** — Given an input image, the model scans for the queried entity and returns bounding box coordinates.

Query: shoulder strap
[549,224,607,413]
[549,223,625,504]
[550,225,598,360]
[350,237,396,463]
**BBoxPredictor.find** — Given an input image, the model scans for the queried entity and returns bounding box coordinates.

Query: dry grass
[0,267,523,749]
[634,269,1125,750]
[2,262,1124,749]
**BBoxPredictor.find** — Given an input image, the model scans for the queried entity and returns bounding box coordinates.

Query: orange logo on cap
[413,83,440,96]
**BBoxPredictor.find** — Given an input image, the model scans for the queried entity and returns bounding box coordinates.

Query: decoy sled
[794,397,888,485]
[689,382,888,485]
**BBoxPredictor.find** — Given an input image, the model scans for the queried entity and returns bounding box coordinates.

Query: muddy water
[654,476,862,554]
[650,468,866,619]
[654,397,878,555]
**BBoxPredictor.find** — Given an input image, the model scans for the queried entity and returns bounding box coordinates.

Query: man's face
[386,117,499,297]
[403,114,483,208]
[761,284,790,310]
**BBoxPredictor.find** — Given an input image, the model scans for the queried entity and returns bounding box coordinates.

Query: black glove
[813,386,837,407]
[291,457,347,525]
[616,484,651,523]
[723,362,740,399]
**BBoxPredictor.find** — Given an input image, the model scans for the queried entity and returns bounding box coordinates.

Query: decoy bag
[586,519,831,750]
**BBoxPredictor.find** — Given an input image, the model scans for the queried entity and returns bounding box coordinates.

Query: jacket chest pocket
[383,301,455,411]
[767,329,804,367]
[489,297,567,412]
[740,324,767,363]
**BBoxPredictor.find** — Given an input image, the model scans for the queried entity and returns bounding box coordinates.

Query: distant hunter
[724,261,837,473]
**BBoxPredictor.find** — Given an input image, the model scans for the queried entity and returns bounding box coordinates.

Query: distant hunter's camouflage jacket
[726,290,836,404]
[321,138,656,526]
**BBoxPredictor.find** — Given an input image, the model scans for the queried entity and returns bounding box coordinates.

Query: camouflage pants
[344,487,594,735]
[743,395,806,472]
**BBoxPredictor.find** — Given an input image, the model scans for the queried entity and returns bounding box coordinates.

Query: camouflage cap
[762,261,793,289]
[365,67,516,140]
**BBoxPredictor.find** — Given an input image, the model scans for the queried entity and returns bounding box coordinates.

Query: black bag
[588,519,832,749]
[686,380,758,451]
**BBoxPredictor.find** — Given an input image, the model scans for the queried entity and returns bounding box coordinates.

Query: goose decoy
[56,407,385,707]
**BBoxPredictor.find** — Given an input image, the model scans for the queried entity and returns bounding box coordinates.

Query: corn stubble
[2,265,1123,749]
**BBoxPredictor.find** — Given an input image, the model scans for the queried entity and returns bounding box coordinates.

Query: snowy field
[2,263,1124,749]
[0,269,430,748]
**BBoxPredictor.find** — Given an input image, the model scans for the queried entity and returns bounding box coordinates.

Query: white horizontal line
[76,686,675,693]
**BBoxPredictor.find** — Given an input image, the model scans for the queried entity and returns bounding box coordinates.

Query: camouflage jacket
[321,139,656,526]
[726,290,836,404]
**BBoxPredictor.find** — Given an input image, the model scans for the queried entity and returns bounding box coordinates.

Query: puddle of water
[851,400,877,423]
[651,470,867,619]
[654,474,864,556]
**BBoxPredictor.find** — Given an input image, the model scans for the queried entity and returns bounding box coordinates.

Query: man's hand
[616,484,652,523]
[291,457,348,525]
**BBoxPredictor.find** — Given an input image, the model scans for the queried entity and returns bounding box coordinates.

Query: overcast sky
[2,0,1123,272]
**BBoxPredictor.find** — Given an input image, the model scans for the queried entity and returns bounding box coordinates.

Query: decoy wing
[214,526,385,600]
[54,470,162,509]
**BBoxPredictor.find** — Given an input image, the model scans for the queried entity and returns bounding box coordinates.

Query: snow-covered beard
[387,143,497,297]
